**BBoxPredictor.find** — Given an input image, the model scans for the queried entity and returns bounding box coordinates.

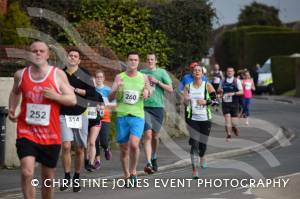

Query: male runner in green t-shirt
[140,53,173,174]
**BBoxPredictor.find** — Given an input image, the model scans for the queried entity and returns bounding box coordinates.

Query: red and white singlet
[17,66,62,145]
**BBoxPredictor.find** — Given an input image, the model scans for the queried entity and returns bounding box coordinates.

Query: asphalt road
[2,98,300,199]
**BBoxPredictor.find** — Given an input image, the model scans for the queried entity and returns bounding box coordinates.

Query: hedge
[245,32,300,68]
[271,56,299,94]
[215,25,294,69]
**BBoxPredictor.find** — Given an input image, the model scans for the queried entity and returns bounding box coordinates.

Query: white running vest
[189,82,209,121]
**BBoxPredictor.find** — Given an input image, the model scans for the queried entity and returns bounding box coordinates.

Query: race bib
[213,77,221,84]
[99,109,104,117]
[123,90,139,104]
[149,82,156,93]
[65,115,82,129]
[191,99,206,115]
[87,107,97,119]
[223,94,232,103]
[245,82,252,90]
[26,103,51,126]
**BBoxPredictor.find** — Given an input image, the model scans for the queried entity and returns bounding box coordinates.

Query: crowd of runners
[8,41,256,199]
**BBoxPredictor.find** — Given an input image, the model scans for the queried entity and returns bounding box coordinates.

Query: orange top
[17,66,62,145]
[101,107,111,122]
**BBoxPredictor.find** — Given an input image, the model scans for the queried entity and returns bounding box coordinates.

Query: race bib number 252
[26,103,51,126]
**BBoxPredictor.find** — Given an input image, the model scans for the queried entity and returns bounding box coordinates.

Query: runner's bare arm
[45,68,76,106]
[207,82,216,93]
[157,80,173,93]
[143,75,151,99]
[8,70,22,122]
[149,75,173,93]
[109,74,121,101]
[182,85,191,104]
[234,79,244,96]
[206,83,218,105]
[251,79,256,91]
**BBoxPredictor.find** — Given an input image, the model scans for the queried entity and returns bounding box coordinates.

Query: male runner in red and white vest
[8,41,76,199]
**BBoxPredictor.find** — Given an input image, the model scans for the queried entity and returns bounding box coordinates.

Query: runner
[242,70,255,125]
[140,53,173,174]
[178,61,208,92]
[210,63,223,112]
[85,89,104,172]
[182,65,217,179]
[8,41,76,199]
[218,67,244,141]
[237,69,247,117]
[59,48,97,192]
[210,63,224,91]
[109,51,150,187]
[94,70,115,169]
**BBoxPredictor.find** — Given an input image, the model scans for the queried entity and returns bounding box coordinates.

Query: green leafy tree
[238,2,282,27]
[0,2,31,45]
[75,19,107,47]
[81,0,170,67]
[143,0,215,71]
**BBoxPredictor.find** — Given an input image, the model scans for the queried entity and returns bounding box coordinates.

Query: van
[256,58,274,94]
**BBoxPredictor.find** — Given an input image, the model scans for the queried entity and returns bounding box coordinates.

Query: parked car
[256,58,274,94]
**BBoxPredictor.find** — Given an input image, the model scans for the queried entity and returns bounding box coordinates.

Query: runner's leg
[41,165,55,199]
[87,126,100,165]
[120,143,130,178]
[20,156,36,199]
[129,135,140,175]
[144,129,152,163]
[224,113,232,140]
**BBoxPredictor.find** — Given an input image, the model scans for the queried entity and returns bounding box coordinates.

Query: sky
[210,0,300,28]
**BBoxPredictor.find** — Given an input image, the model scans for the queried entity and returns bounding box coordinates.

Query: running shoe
[129,174,137,188]
[192,175,199,180]
[200,158,207,169]
[144,163,154,174]
[104,148,112,160]
[73,184,81,192]
[192,168,199,179]
[151,159,158,172]
[226,134,232,142]
[85,162,94,172]
[59,179,70,191]
[93,160,102,170]
[123,177,130,188]
[245,118,249,125]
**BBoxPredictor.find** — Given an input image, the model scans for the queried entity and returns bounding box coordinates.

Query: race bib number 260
[123,90,139,104]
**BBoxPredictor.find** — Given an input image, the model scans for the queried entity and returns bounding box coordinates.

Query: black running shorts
[16,138,61,168]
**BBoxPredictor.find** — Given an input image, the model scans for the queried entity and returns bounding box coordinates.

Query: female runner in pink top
[242,71,255,125]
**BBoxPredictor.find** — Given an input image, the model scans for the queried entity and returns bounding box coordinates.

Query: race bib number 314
[26,103,51,126]
[65,115,82,129]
